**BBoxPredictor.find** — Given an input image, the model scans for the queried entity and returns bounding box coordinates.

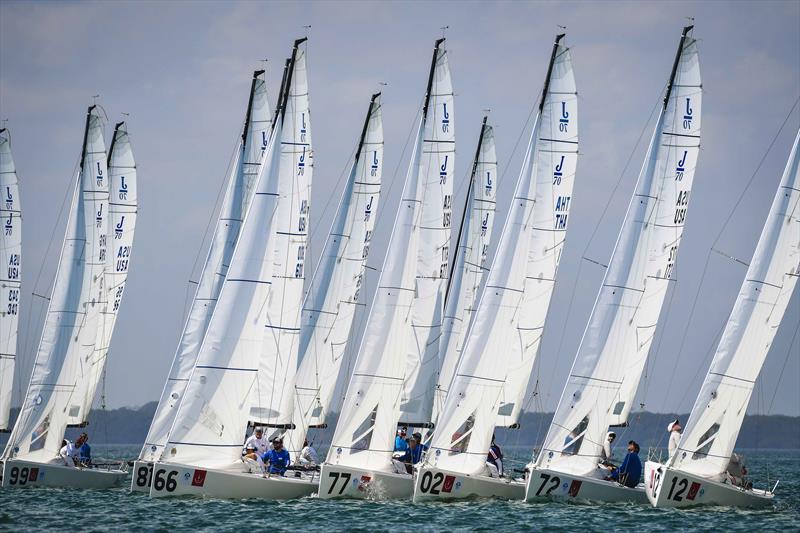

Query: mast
[664,25,693,109]
[242,69,266,144]
[540,33,565,113]
[422,38,446,120]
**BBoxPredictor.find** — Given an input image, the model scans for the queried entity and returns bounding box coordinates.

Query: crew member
[605,440,642,488]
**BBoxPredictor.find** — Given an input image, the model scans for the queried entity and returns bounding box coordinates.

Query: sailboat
[319,37,454,500]
[645,128,800,508]
[1,108,139,489]
[414,33,579,503]
[132,68,271,492]
[148,39,320,500]
[524,25,702,504]
[282,92,384,460]
[0,128,21,433]
[431,115,497,424]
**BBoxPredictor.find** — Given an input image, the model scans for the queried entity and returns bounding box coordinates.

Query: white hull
[412,465,524,502]
[644,461,774,508]
[1,459,127,490]
[524,466,647,503]
[130,460,153,493]
[318,463,412,500]
[147,461,317,500]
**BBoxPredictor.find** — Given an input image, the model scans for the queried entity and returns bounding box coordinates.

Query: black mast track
[422,38,445,121]
[278,37,308,127]
[272,58,291,128]
[107,121,125,163]
[79,105,96,171]
[539,33,566,113]
[242,69,266,145]
[354,92,381,165]
[443,115,488,307]
[664,25,693,110]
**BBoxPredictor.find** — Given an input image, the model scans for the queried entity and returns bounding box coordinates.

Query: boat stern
[645,462,773,508]
[318,463,412,500]
[413,465,524,502]
[2,458,127,489]
[130,460,153,493]
[524,466,648,504]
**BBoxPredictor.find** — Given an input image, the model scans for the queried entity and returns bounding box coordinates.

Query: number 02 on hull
[412,466,524,502]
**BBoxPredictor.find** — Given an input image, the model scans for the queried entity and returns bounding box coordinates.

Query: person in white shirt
[243,428,269,460]
[59,434,87,467]
[667,419,682,458]
[298,439,319,466]
[601,431,616,466]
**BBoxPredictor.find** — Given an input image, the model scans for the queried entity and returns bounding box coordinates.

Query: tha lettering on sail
[554,195,571,230]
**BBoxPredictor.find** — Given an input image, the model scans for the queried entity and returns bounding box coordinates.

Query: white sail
[670,128,800,481]
[0,128,21,431]
[250,39,312,426]
[327,38,452,473]
[2,106,108,462]
[75,122,139,423]
[284,93,383,456]
[425,35,578,476]
[432,117,497,423]
[161,41,305,469]
[140,70,271,462]
[537,27,702,476]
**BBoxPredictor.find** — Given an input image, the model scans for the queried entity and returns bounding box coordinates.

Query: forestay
[2,107,108,462]
[537,27,702,476]
[76,122,139,424]
[140,70,271,462]
[426,35,578,476]
[671,128,800,481]
[432,117,497,423]
[284,93,383,456]
[250,39,312,426]
[326,39,453,473]
[0,128,21,432]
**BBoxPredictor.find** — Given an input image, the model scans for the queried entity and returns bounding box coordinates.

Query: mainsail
[75,122,138,423]
[432,116,497,423]
[670,128,800,481]
[425,34,578,476]
[250,39,313,427]
[326,38,453,473]
[140,70,271,462]
[0,128,21,432]
[284,93,383,456]
[2,106,108,462]
[537,26,702,476]
[160,40,306,469]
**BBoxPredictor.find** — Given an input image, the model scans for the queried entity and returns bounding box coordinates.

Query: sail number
[135,464,153,488]
[419,471,446,495]
[152,469,178,492]
[7,466,38,486]
[326,471,351,495]
[7,288,19,315]
[674,190,689,225]
[7,253,19,280]
[534,473,561,496]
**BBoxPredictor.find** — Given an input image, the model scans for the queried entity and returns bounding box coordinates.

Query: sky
[0,0,798,419]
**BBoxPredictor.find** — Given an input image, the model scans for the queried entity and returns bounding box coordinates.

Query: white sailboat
[414,33,579,503]
[431,116,497,424]
[645,128,800,508]
[132,69,271,491]
[148,39,318,500]
[283,93,384,460]
[525,25,702,504]
[0,128,21,434]
[319,38,454,500]
[1,107,132,489]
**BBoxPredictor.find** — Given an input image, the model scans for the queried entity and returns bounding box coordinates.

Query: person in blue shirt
[260,437,291,476]
[605,440,642,488]
[486,435,504,477]
[78,432,92,467]
[394,426,409,453]
[398,433,426,473]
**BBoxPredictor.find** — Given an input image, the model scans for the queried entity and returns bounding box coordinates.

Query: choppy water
[1,446,798,532]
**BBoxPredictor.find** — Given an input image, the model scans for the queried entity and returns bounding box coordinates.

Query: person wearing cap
[243,427,269,460]
[260,437,291,476]
[485,435,504,478]
[298,438,319,466]
[78,433,92,467]
[397,433,425,473]
[394,426,409,453]
[601,431,616,466]
[59,433,87,467]
[604,440,642,488]
[667,419,682,458]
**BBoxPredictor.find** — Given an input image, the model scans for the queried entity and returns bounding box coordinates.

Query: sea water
[0,447,797,532]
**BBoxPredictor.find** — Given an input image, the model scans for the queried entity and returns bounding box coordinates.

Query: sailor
[667,419,682,458]
[59,434,87,467]
[604,440,642,488]
[243,427,269,460]
[394,426,409,453]
[600,431,616,466]
[260,437,291,476]
[298,439,319,465]
[78,433,92,467]
[486,435,504,478]
[398,434,425,474]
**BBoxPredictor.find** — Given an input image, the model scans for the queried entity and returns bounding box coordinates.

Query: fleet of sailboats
[0,26,797,511]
